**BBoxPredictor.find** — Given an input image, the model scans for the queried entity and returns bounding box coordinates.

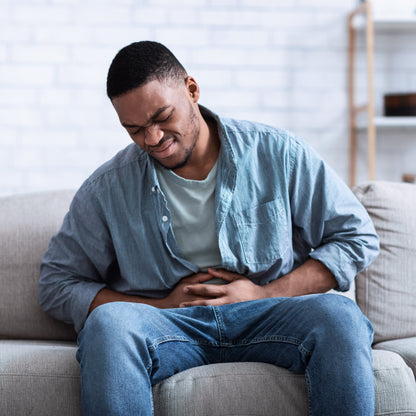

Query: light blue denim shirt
[39,106,379,332]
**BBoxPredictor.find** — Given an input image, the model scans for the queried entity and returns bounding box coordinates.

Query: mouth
[149,138,176,159]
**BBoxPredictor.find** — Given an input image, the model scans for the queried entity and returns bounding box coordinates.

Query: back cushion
[354,181,416,344]
[0,190,76,341]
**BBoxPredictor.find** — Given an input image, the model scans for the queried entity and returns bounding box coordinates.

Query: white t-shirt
[156,161,222,272]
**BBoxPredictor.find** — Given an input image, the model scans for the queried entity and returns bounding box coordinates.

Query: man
[39,41,379,415]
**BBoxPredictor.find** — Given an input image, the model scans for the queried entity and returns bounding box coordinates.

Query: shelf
[356,116,416,129]
[373,16,416,30]
[374,116,416,127]
[353,15,416,31]
[349,2,416,186]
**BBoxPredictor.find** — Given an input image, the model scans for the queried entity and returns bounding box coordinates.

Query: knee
[80,302,158,344]
[305,294,373,346]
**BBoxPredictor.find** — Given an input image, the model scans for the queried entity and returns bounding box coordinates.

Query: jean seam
[224,336,304,348]
[211,306,225,342]
[148,335,191,352]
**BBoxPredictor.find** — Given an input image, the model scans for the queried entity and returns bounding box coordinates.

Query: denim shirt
[39,107,379,332]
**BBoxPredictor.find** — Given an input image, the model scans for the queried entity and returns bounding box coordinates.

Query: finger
[207,268,238,282]
[184,283,225,297]
[180,297,229,308]
[182,273,212,284]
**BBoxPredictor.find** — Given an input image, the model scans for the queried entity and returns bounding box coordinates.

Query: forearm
[88,272,216,315]
[263,258,337,298]
[88,288,169,315]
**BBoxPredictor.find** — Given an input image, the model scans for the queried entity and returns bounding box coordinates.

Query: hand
[179,268,267,308]
[163,272,217,308]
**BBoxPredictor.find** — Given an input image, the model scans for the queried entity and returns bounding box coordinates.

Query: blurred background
[1,0,415,196]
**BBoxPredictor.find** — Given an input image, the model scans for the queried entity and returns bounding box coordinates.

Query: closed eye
[125,109,174,136]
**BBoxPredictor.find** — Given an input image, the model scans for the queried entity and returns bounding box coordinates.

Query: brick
[0,45,7,62]
[90,27,152,47]
[131,7,170,25]
[212,29,269,47]
[149,0,203,5]
[0,128,18,146]
[235,70,289,88]
[11,5,72,24]
[155,28,211,46]
[73,5,131,25]
[0,108,43,127]
[0,88,37,105]
[0,24,33,42]
[70,45,114,64]
[21,129,80,148]
[191,47,297,68]
[201,89,261,108]
[34,26,94,44]
[0,65,55,87]
[11,45,70,64]
[192,69,234,88]
[166,8,202,25]
[57,65,106,87]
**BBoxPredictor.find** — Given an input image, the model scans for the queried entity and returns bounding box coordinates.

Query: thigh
[213,294,371,371]
[78,302,223,385]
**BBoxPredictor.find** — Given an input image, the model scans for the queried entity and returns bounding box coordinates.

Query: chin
[159,149,193,171]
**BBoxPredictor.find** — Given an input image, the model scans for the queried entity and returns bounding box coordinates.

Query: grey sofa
[1,181,416,415]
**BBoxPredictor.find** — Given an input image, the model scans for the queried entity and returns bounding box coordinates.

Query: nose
[144,125,164,146]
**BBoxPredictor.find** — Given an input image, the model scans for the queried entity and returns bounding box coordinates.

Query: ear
[185,76,200,103]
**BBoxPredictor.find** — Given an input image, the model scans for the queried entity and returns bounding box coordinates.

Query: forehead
[111,79,183,125]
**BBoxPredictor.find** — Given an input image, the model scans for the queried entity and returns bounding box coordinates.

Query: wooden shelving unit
[348,1,416,187]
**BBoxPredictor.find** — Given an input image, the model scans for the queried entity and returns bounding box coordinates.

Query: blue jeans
[76,294,375,415]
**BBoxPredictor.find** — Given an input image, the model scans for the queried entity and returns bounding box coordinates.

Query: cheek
[130,135,145,149]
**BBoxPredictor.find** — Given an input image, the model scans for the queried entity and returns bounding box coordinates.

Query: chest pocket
[234,199,289,265]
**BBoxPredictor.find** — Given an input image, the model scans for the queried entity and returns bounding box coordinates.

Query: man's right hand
[88,272,218,315]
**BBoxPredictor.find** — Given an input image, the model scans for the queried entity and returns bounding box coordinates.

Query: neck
[173,112,220,181]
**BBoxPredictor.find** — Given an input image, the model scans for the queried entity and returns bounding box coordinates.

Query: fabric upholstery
[3,340,415,416]
[153,362,309,415]
[152,350,416,416]
[372,349,416,415]
[354,181,416,343]
[0,340,81,416]
[0,190,76,341]
[374,337,416,377]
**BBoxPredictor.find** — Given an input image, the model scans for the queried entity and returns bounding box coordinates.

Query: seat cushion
[354,181,416,343]
[2,341,415,416]
[0,340,81,416]
[372,349,416,415]
[374,337,416,377]
[153,351,416,416]
[153,362,309,415]
[0,190,77,340]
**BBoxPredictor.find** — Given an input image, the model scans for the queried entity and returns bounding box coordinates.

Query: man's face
[112,78,201,171]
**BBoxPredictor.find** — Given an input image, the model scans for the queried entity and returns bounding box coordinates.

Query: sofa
[1,181,416,415]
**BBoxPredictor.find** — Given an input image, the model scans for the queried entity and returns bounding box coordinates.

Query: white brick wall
[1,0,416,196]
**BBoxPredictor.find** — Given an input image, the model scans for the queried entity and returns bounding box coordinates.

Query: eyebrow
[122,105,171,129]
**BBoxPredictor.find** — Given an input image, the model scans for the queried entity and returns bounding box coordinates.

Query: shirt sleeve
[288,137,380,291]
[39,184,113,333]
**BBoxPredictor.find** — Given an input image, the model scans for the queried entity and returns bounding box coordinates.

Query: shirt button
[162,215,168,222]
[151,186,156,192]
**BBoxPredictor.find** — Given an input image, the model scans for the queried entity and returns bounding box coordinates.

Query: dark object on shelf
[384,93,416,116]
[402,173,416,184]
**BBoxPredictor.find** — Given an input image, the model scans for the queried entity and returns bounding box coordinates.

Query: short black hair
[106,41,187,99]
